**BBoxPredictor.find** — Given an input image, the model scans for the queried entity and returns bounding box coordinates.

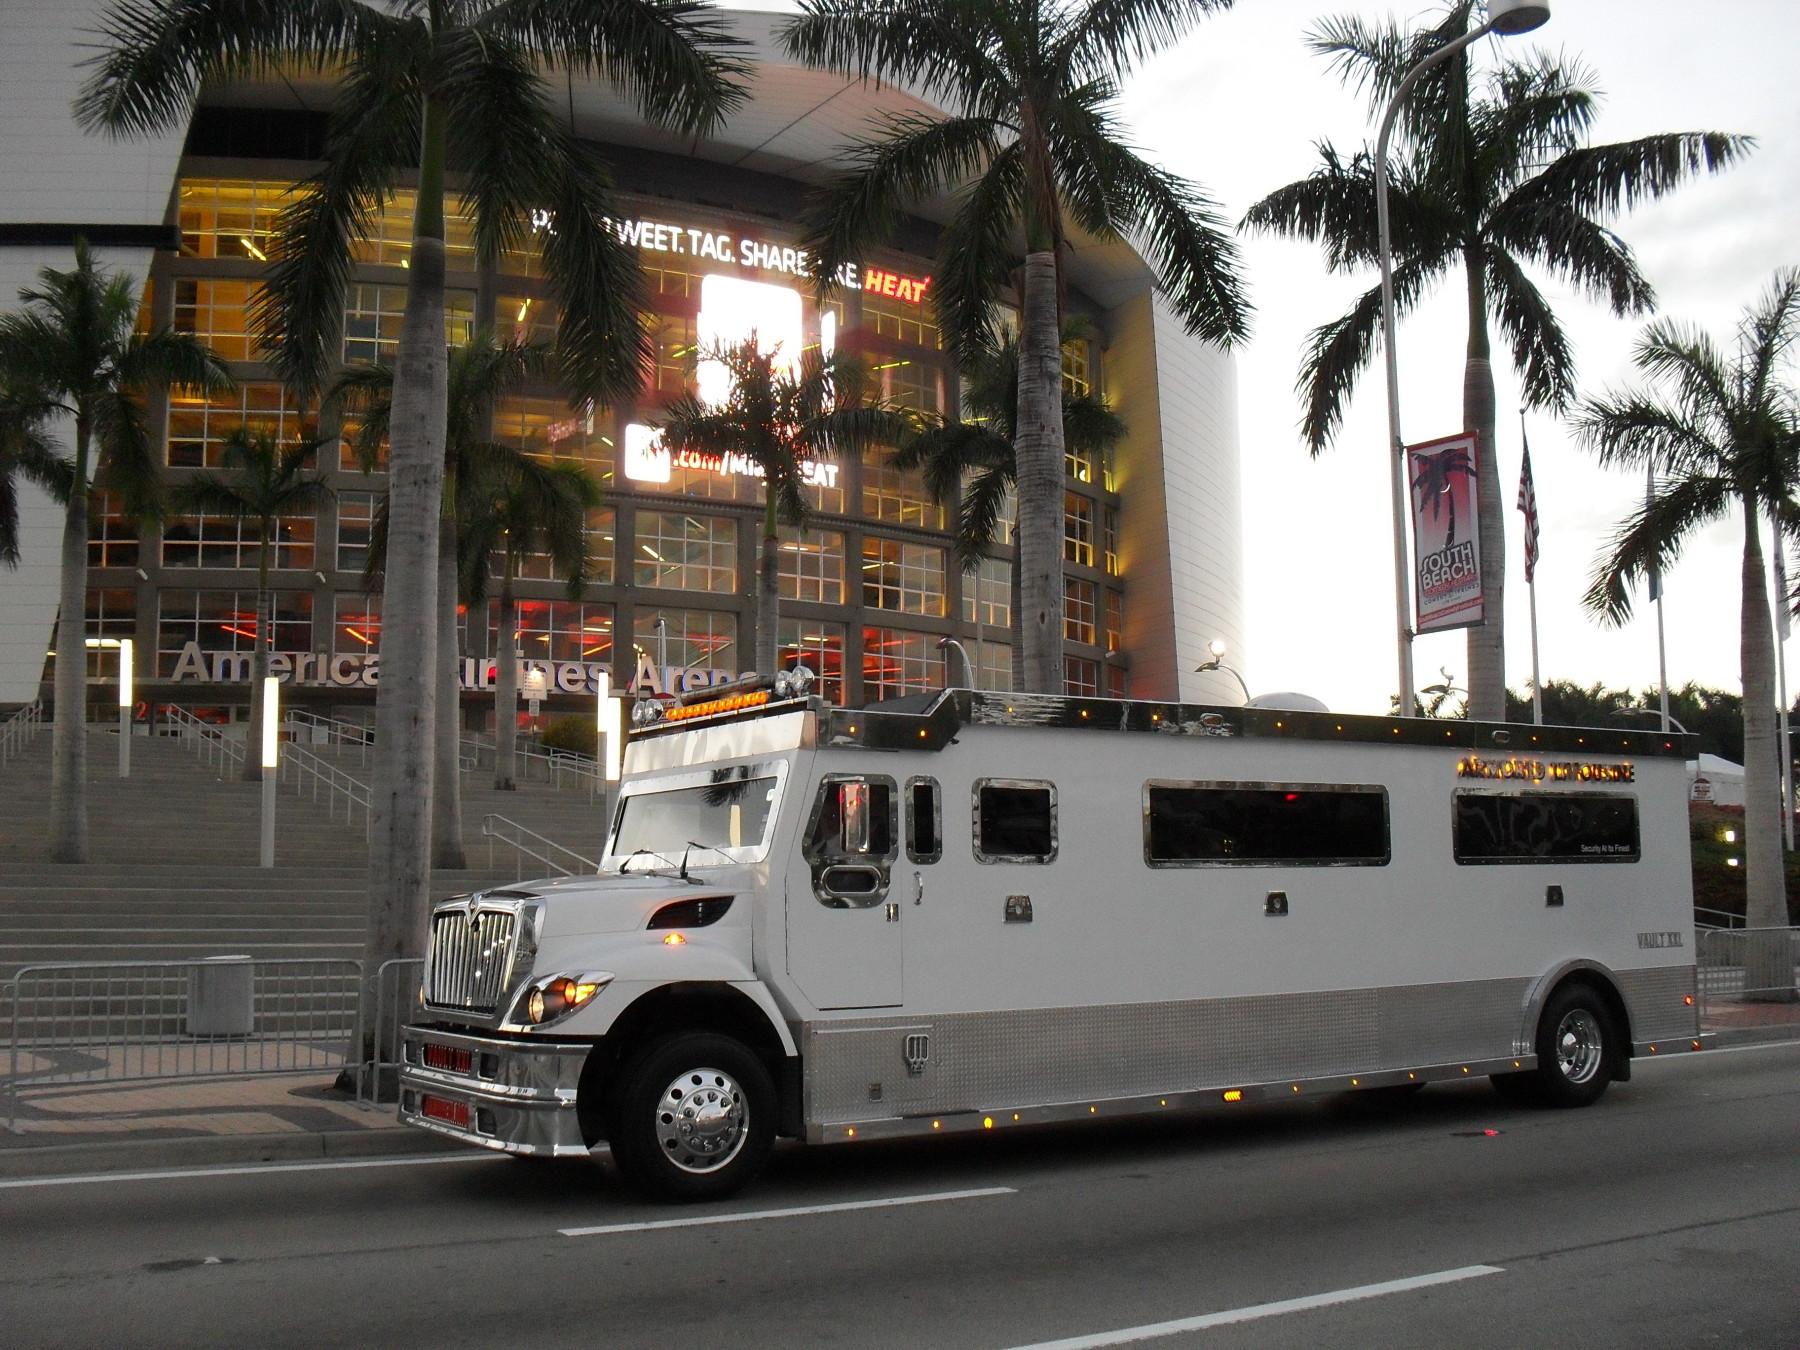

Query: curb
[0,1124,466,1180]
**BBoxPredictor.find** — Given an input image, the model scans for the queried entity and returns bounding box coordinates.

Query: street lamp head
[1208,638,1227,659]
[1486,0,1550,35]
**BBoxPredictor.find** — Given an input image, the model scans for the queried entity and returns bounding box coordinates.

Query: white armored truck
[399,674,1703,1200]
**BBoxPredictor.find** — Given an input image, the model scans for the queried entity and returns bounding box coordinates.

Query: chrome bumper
[398,1025,593,1158]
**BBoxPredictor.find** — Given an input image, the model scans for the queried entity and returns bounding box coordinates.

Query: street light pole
[1375,0,1549,716]
[1196,639,1253,705]
[260,674,279,869]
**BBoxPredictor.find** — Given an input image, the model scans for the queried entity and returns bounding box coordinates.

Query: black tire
[1508,983,1617,1109]
[607,1032,776,1202]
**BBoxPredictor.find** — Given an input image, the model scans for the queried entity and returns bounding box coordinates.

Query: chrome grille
[425,906,518,1012]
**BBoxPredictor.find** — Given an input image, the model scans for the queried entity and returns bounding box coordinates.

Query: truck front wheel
[608,1032,776,1202]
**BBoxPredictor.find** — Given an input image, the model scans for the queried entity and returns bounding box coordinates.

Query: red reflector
[424,1044,473,1074]
[421,1095,470,1128]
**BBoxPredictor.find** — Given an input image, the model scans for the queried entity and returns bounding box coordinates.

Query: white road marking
[560,1185,1016,1237]
[0,1152,499,1190]
[997,1265,1506,1349]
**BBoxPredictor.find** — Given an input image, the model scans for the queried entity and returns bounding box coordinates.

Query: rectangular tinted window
[805,777,895,862]
[1454,792,1639,863]
[907,778,941,863]
[975,781,1057,863]
[1145,783,1389,866]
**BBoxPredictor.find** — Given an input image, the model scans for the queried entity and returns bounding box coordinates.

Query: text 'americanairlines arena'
[1,3,1243,727]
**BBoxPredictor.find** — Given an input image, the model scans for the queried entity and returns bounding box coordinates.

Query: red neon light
[862,268,931,304]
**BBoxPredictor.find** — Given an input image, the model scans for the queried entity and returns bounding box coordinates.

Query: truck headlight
[514,972,613,1026]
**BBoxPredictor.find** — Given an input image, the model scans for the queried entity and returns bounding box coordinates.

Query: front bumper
[398,1025,593,1157]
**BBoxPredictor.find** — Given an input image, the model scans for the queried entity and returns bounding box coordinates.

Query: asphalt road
[3,1043,1795,1350]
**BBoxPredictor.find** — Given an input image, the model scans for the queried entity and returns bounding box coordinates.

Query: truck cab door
[785,775,903,1009]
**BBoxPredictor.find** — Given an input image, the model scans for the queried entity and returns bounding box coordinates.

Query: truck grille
[425,906,519,1013]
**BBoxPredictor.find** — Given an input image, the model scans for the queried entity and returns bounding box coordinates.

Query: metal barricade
[0,700,44,766]
[1696,926,1800,1010]
[357,957,424,1107]
[5,958,362,1133]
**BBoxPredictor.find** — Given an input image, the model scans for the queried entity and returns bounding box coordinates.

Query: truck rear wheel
[608,1032,775,1202]
[1491,983,1617,1109]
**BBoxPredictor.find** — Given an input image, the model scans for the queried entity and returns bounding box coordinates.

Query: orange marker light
[983,1117,993,1129]
[1684,995,1695,1006]
[662,933,687,946]
[1222,1090,1243,1103]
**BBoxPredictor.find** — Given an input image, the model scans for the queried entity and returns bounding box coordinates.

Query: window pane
[162,513,315,570]
[348,189,477,271]
[862,537,946,616]
[1064,493,1094,567]
[634,511,737,593]
[343,285,473,364]
[976,782,1056,862]
[862,291,941,349]
[334,594,381,656]
[167,383,305,468]
[907,779,941,862]
[862,451,945,529]
[632,607,738,677]
[1146,784,1390,866]
[88,494,139,568]
[779,618,845,705]
[498,599,616,666]
[172,279,261,361]
[1063,655,1098,695]
[862,627,938,701]
[1063,577,1096,644]
[178,178,292,260]
[157,589,311,676]
[962,557,1011,630]
[336,491,380,573]
[1453,793,1640,864]
[778,527,845,604]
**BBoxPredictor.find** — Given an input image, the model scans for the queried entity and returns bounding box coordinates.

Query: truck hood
[499,870,749,939]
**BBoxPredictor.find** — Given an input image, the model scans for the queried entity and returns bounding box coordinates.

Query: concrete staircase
[0,729,600,980]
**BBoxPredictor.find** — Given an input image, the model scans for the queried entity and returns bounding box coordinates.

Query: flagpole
[1652,468,1670,734]
[1528,574,1543,725]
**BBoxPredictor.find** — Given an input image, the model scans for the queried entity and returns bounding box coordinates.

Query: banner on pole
[1407,431,1485,633]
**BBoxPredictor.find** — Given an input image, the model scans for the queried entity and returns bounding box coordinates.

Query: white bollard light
[118,638,133,778]
[260,675,279,867]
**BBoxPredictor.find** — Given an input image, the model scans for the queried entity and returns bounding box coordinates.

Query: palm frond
[1485,199,1652,317]
[74,0,376,138]
[489,0,750,136]
[781,0,1011,113]
[1513,132,1754,219]
[1584,473,1728,625]
[1062,0,1234,82]
[1485,248,1576,410]
[1297,259,1435,452]
[930,144,1026,366]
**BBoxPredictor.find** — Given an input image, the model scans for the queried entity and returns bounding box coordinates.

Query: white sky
[1115,0,1800,714]
[730,2,1800,714]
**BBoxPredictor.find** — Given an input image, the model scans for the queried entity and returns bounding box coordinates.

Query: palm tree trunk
[363,93,449,1045]
[756,493,779,675]
[1463,250,1506,721]
[1016,249,1066,694]
[432,512,466,867]
[1739,498,1794,998]
[49,433,90,863]
[495,567,518,791]
[245,531,272,782]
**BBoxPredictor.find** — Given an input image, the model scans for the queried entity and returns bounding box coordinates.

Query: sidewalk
[0,1071,458,1178]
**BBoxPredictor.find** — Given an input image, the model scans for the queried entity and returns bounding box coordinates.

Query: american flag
[1517,428,1540,584]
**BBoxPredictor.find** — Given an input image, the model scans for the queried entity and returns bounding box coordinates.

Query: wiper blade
[617,848,678,876]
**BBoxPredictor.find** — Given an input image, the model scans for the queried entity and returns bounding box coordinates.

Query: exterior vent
[647,896,734,929]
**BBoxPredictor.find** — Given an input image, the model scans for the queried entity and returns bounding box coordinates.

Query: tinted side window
[1145,783,1390,866]
[1454,792,1639,863]
[975,780,1057,863]
[906,777,942,863]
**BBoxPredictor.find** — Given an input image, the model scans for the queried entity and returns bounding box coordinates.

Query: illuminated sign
[622,423,839,489]
[1455,756,1635,783]
[600,213,931,301]
[697,274,804,403]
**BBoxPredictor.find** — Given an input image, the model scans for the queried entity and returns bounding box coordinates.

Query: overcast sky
[1115,0,1800,714]
[730,2,1799,715]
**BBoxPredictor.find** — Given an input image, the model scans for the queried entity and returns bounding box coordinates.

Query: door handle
[913,870,924,906]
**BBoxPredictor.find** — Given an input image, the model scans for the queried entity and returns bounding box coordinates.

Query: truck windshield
[610,774,781,866]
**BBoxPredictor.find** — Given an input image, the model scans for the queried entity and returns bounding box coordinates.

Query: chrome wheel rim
[653,1067,747,1173]
[1554,1009,1604,1085]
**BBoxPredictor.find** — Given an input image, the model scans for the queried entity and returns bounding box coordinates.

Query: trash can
[188,955,255,1037]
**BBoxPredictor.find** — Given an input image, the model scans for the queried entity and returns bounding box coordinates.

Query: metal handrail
[165,704,245,774]
[284,708,375,767]
[0,700,44,766]
[465,736,603,791]
[1694,905,1746,930]
[279,742,373,839]
[480,813,598,879]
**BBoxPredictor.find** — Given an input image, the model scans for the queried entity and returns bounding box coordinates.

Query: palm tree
[783,0,1249,692]
[334,331,553,865]
[1580,271,1800,998]
[1244,0,1750,720]
[0,382,71,567]
[78,0,746,974]
[462,458,603,791]
[169,426,334,781]
[0,241,230,862]
[658,339,914,675]
[894,325,1125,685]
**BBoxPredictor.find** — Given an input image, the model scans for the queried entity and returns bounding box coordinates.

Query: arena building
[0,3,1244,730]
